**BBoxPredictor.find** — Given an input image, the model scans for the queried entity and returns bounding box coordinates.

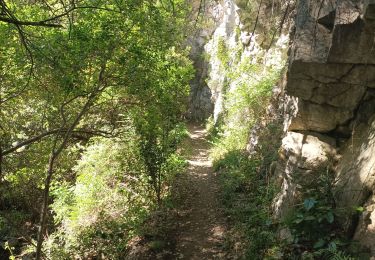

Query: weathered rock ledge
[274,0,375,254]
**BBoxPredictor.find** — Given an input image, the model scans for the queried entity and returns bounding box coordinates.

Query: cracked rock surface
[274,0,375,253]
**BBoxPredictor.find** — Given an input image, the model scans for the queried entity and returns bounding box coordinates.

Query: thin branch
[266,0,291,51]
[0,2,121,29]
[249,0,264,48]
[2,129,61,156]
[35,61,108,260]
[0,72,33,105]
[2,126,115,157]
[1,0,35,70]
[0,16,63,27]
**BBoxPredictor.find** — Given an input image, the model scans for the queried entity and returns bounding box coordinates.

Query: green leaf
[355,206,365,213]
[304,215,316,221]
[313,239,325,249]
[328,241,337,251]
[326,211,334,223]
[304,198,317,211]
[265,219,273,226]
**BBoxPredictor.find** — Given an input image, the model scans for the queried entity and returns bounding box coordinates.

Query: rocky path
[173,124,227,259]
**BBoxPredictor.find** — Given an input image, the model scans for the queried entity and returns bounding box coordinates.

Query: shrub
[46,136,151,258]
[283,167,356,259]
[45,125,188,259]
[217,150,279,259]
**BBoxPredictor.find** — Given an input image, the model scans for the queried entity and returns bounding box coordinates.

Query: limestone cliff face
[191,0,289,123]
[188,0,243,122]
[187,1,220,121]
[188,0,290,122]
[274,0,375,253]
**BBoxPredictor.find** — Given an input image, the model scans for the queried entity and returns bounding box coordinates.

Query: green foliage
[208,25,284,159]
[234,0,288,47]
[0,209,31,239]
[282,167,355,259]
[205,116,218,138]
[217,36,230,69]
[45,137,148,258]
[217,150,279,259]
[131,47,193,203]
[45,128,188,258]
[0,0,193,258]
[210,64,282,161]
[212,118,283,258]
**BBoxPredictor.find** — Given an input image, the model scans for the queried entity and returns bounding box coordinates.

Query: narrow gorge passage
[174,124,227,259]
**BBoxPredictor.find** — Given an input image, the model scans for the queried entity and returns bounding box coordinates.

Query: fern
[311,247,356,260]
[329,251,356,260]
[324,248,356,260]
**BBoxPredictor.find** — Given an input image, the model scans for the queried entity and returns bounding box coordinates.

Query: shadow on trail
[173,124,228,260]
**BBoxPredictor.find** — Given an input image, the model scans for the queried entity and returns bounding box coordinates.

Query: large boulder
[273,131,337,219]
[335,117,375,214]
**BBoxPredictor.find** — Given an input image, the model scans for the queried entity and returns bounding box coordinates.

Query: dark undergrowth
[211,121,283,259]
[216,150,279,259]
[211,120,361,259]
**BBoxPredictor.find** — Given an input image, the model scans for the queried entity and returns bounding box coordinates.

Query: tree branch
[2,129,61,156]
[2,127,115,157]
[0,1,121,29]
[35,61,108,260]
[0,16,63,28]
[249,0,264,48]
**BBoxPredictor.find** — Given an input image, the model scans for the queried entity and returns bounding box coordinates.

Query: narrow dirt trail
[174,124,227,259]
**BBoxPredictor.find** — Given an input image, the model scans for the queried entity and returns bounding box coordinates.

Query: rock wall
[274,0,375,253]
[188,0,242,123]
[187,1,220,121]
[204,0,239,123]
[199,0,290,124]
[188,0,291,122]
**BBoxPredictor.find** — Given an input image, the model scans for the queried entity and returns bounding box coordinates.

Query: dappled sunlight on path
[174,124,227,259]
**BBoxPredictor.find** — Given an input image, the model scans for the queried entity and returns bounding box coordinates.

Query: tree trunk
[34,97,95,259]
[35,153,56,260]
[34,64,106,259]
[0,145,3,181]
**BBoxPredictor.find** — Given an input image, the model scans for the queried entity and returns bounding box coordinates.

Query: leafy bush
[44,124,188,259]
[45,136,152,258]
[282,168,356,259]
[212,119,283,259]
[209,64,282,162]
[217,150,279,259]
[217,36,230,69]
